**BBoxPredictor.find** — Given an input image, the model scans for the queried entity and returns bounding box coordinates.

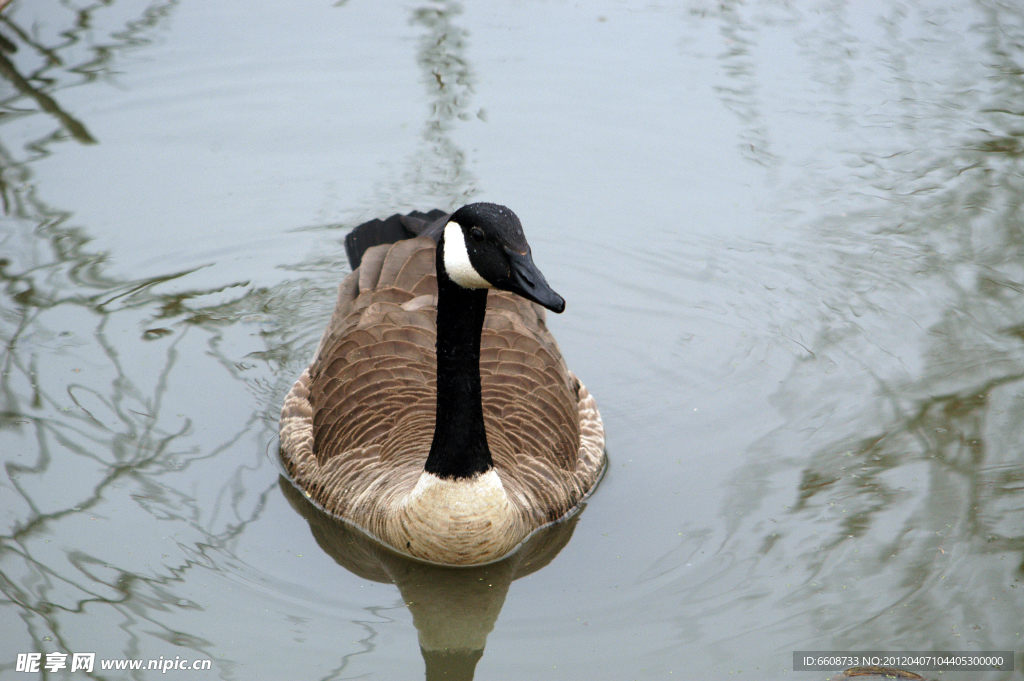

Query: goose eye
[470,227,485,243]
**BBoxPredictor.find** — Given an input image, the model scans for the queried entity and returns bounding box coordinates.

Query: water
[1,0,1023,678]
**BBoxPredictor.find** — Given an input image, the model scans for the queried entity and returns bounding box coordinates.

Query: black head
[439,202,565,313]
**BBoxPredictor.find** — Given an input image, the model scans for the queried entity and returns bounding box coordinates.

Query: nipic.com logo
[15,652,212,673]
[16,653,95,673]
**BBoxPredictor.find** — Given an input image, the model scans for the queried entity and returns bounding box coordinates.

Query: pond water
[1,0,1023,679]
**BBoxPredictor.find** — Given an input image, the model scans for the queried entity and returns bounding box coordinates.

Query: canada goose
[279,202,605,566]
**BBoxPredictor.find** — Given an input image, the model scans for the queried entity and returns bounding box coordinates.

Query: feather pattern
[280,234,605,565]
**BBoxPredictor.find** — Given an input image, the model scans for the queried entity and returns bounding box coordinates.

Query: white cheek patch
[443,222,493,289]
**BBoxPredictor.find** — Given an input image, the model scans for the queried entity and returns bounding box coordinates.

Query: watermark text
[16,653,212,673]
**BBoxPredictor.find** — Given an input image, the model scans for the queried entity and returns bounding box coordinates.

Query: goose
[279,202,605,566]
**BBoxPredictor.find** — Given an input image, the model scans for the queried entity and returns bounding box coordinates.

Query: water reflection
[0,1,271,674]
[281,479,581,680]
[705,0,778,169]
[0,0,179,147]
[692,0,1024,659]
[368,0,478,214]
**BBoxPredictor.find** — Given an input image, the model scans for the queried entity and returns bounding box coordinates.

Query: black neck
[424,246,492,479]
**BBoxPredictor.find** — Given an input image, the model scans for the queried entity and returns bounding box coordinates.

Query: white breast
[385,470,527,564]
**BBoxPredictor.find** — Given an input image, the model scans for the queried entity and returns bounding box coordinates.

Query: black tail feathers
[343,209,450,270]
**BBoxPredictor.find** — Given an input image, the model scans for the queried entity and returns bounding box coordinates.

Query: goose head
[439,202,565,313]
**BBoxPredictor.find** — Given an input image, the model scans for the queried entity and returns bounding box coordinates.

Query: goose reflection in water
[279,478,584,681]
